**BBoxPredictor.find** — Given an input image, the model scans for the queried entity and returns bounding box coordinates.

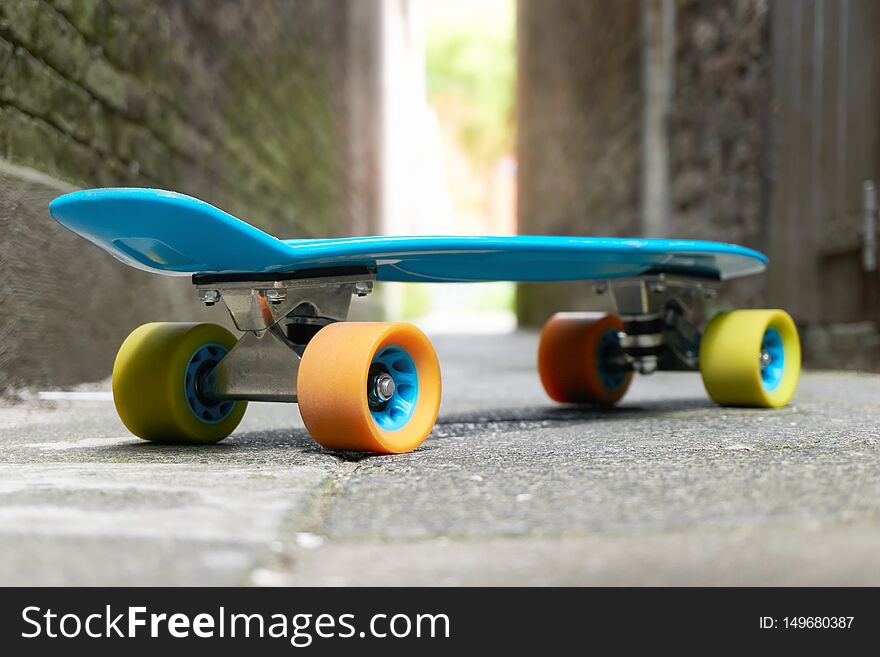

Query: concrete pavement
[1,332,879,585]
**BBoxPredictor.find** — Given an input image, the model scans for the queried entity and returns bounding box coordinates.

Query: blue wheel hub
[597,329,628,391]
[368,345,418,431]
[184,343,235,423]
[760,327,785,392]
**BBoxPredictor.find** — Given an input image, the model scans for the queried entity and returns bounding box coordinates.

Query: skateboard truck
[192,268,376,403]
[606,274,717,375]
[192,269,715,400]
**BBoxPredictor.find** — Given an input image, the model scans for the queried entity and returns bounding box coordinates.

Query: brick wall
[0,0,381,390]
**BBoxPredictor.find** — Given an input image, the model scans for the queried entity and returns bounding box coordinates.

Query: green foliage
[402,284,432,320]
[426,0,515,166]
[400,283,514,320]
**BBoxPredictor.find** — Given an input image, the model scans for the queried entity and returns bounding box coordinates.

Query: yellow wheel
[297,322,441,454]
[538,312,633,405]
[112,322,247,443]
[699,309,800,408]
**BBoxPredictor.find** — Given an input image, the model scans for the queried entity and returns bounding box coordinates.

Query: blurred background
[1,0,879,392]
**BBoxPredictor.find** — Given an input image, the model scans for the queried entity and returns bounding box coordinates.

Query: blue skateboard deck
[50,188,767,282]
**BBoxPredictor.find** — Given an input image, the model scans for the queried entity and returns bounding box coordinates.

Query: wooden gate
[768,0,880,326]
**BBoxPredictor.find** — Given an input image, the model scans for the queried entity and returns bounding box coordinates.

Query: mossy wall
[0,0,381,390]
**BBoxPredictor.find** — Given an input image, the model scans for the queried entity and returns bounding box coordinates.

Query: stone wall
[0,0,381,391]
[670,0,770,246]
[516,0,642,326]
[669,0,771,308]
[516,0,772,325]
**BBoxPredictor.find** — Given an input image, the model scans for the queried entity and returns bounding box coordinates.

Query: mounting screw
[198,289,220,306]
[593,281,608,295]
[704,288,718,299]
[649,281,666,294]
[355,281,373,297]
[265,288,287,304]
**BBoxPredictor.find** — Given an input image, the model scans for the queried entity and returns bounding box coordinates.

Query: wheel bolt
[370,372,396,403]
[759,350,771,367]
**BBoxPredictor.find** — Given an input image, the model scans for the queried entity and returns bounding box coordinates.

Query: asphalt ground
[1,332,879,585]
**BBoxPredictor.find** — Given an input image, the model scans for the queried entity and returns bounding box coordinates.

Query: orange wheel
[538,312,632,405]
[297,322,441,454]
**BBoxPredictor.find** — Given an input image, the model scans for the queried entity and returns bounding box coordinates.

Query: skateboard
[50,188,801,454]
